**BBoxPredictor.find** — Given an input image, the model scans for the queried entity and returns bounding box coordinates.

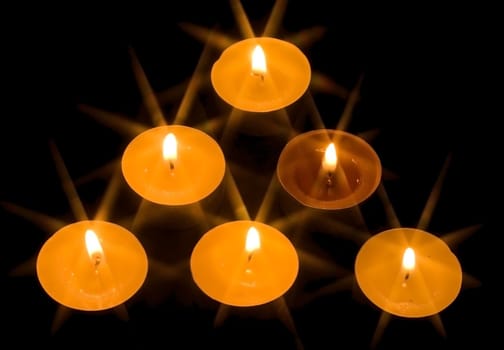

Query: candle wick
[326,172,334,187]
[401,272,410,287]
[252,72,264,82]
[93,254,102,269]
[169,161,175,171]
[247,253,254,262]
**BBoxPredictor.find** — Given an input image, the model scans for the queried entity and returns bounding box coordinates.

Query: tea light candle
[211,37,311,112]
[354,228,463,318]
[36,220,148,311]
[190,220,299,307]
[121,125,226,205]
[277,129,381,210]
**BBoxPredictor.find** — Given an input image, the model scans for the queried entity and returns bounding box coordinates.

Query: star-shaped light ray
[3,141,144,334]
[335,73,364,131]
[78,104,148,140]
[195,6,395,341]
[49,141,89,222]
[178,0,341,133]
[365,153,482,348]
[11,8,378,347]
[129,48,167,127]
[3,2,482,349]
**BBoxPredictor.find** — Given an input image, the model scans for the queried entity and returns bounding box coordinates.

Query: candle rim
[36,219,148,311]
[121,125,226,205]
[211,36,311,112]
[190,219,299,307]
[354,227,462,318]
[277,128,381,209]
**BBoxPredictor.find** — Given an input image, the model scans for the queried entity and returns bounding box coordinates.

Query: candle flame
[402,247,415,271]
[85,229,103,266]
[322,143,337,172]
[163,133,177,168]
[245,226,261,254]
[251,45,267,76]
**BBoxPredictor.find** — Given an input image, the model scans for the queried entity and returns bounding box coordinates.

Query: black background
[1,1,493,349]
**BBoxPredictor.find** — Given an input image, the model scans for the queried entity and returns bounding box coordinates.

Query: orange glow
[162,132,178,163]
[245,226,261,253]
[85,229,103,266]
[322,142,337,172]
[251,45,267,76]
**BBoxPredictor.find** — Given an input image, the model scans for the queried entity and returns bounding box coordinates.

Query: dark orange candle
[277,129,381,209]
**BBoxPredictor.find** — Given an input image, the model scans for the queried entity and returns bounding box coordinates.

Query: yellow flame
[85,229,103,264]
[322,143,337,172]
[163,133,178,162]
[402,247,415,271]
[245,226,261,253]
[251,45,267,76]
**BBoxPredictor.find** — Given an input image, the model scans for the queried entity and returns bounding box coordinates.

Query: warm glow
[162,133,178,162]
[322,143,337,172]
[402,247,416,271]
[85,229,103,265]
[251,45,267,76]
[245,226,261,253]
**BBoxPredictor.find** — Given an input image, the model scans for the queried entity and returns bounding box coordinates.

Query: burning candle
[163,132,177,170]
[401,247,415,285]
[190,220,299,307]
[245,226,260,262]
[85,229,104,268]
[321,142,337,187]
[36,220,148,311]
[251,45,267,80]
[121,125,226,205]
[354,228,462,318]
[277,129,381,210]
[211,37,311,112]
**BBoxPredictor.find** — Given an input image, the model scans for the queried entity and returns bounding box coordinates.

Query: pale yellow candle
[277,129,381,210]
[354,228,463,318]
